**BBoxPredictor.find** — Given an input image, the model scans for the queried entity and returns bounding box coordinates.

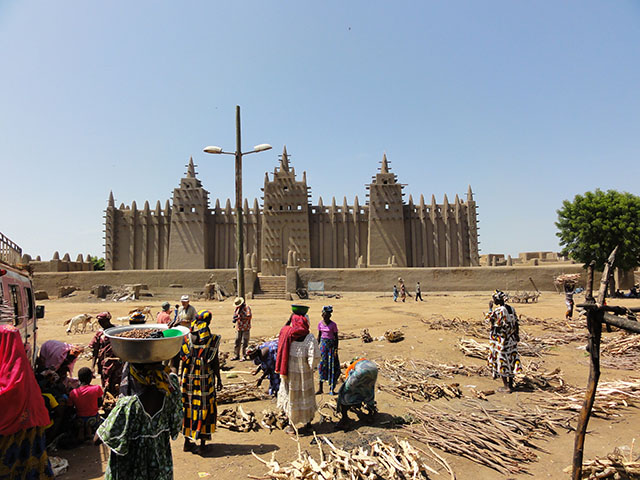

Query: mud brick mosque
[104,147,479,274]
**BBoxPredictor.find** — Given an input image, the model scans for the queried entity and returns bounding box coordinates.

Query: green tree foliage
[556,189,640,271]
[90,256,105,271]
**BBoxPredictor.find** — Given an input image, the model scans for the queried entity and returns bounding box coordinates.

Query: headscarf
[492,289,507,305]
[322,305,333,314]
[0,326,51,435]
[38,340,82,374]
[191,309,212,344]
[96,312,112,321]
[275,314,310,376]
[129,363,174,396]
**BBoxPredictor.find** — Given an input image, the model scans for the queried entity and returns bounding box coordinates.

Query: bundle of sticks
[520,315,586,331]
[528,378,640,418]
[260,409,289,431]
[515,368,568,393]
[385,330,405,343]
[251,435,454,480]
[569,441,640,479]
[600,354,640,371]
[602,334,640,356]
[520,330,589,348]
[379,381,462,403]
[555,273,581,287]
[217,381,271,404]
[218,406,261,432]
[380,357,489,381]
[338,331,358,340]
[422,315,486,338]
[402,401,574,475]
[458,338,545,358]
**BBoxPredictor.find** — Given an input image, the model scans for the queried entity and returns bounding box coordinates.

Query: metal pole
[235,105,245,297]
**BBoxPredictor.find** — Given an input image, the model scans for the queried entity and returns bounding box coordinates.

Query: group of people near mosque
[392,281,424,302]
[1,288,524,479]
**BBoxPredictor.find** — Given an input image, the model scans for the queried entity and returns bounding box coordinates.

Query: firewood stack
[260,409,289,431]
[569,443,640,479]
[361,329,373,343]
[218,406,260,432]
[384,330,405,343]
[252,435,454,479]
[217,381,271,404]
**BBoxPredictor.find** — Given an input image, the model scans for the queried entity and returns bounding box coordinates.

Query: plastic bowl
[162,328,184,338]
[291,304,310,315]
[104,324,188,363]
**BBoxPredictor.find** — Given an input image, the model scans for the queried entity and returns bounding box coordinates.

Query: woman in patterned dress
[180,310,222,454]
[95,363,182,480]
[316,305,340,395]
[486,290,521,392]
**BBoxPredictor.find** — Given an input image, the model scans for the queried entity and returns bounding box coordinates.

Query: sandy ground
[35,290,640,480]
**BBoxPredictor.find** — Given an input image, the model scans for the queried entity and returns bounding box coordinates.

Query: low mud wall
[33,269,237,293]
[34,264,588,295]
[297,264,586,292]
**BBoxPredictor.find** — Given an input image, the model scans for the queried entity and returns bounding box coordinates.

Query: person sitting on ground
[89,312,122,399]
[96,363,182,480]
[276,306,320,435]
[180,310,222,455]
[156,302,172,324]
[486,289,521,392]
[335,358,379,430]
[69,367,103,442]
[316,305,339,395]
[37,340,83,377]
[247,340,280,396]
[232,297,252,361]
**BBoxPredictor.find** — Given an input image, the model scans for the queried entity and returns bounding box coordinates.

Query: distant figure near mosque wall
[104,147,480,274]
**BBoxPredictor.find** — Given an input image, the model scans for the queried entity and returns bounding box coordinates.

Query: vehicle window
[25,287,34,319]
[9,285,23,327]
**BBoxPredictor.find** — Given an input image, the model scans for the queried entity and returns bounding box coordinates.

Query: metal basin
[104,324,189,363]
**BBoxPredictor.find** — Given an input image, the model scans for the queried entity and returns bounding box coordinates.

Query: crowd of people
[0,287,528,478]
[392,280,424,302]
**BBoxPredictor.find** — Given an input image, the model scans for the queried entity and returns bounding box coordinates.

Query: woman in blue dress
[248,340,280,396]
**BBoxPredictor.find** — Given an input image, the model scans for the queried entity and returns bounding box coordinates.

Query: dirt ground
[36,290,640,480]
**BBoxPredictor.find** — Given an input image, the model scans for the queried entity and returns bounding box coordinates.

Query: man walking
[415,282,424,302]
[393,285,399,302]
[232,297,252,361]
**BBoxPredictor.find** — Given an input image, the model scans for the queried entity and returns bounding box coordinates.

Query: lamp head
[253,144,272,153]
[203,146,223,154]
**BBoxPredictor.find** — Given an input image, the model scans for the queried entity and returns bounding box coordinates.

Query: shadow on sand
[199,442,279,458]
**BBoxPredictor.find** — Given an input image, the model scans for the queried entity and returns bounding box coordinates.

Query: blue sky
[1,1,639,260]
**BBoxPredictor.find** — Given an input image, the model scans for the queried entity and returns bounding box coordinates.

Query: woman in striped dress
[180,310,222,454]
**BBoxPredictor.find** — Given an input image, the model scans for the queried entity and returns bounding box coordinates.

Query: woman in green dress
[95,363,182,480]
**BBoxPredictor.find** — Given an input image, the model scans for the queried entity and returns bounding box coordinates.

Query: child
[69,367,103,441]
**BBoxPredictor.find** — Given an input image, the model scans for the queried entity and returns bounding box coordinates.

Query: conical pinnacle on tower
[380,153,389,173]
[467,185,474,201]
[279,145,290,172]
[186,157,197,178]
[108,191,115,208]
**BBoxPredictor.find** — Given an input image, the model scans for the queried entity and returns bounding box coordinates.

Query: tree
[90,256,105,271]
[556,189,640,272]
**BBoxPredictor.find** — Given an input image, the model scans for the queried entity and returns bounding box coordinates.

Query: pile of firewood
[516,368,568,393]
[380,357,489,381]
[422,315,486,338]
[569,442,640,479]
[260,409,289,431]
[520,315,586,331]
[361,329,373,343]
[379,381,462,403]
[252,435,454,479]
[458,338,546,358]
[338,331,358,340]
[402,401,574,475]
[555,273,581,287]
[218,381,271,404]
[602,335,640,356]
[384,330,405,343]
[528,379,640,418]
[521,330,589,347]
[218,406,260,432]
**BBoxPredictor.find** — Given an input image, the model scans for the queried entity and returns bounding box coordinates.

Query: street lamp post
[204,105,271,298]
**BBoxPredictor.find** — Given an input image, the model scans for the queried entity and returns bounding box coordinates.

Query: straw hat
[181,295,190,302]
[234,297,245,307]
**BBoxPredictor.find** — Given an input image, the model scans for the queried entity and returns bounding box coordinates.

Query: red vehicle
[0,260,44,364]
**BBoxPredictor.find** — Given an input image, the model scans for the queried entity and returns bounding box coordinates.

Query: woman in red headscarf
[0,325,54,479]
[275,308,320,434]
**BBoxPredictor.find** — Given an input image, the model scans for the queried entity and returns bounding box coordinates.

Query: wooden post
[572,248,617,479]
[585,261,595,303]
